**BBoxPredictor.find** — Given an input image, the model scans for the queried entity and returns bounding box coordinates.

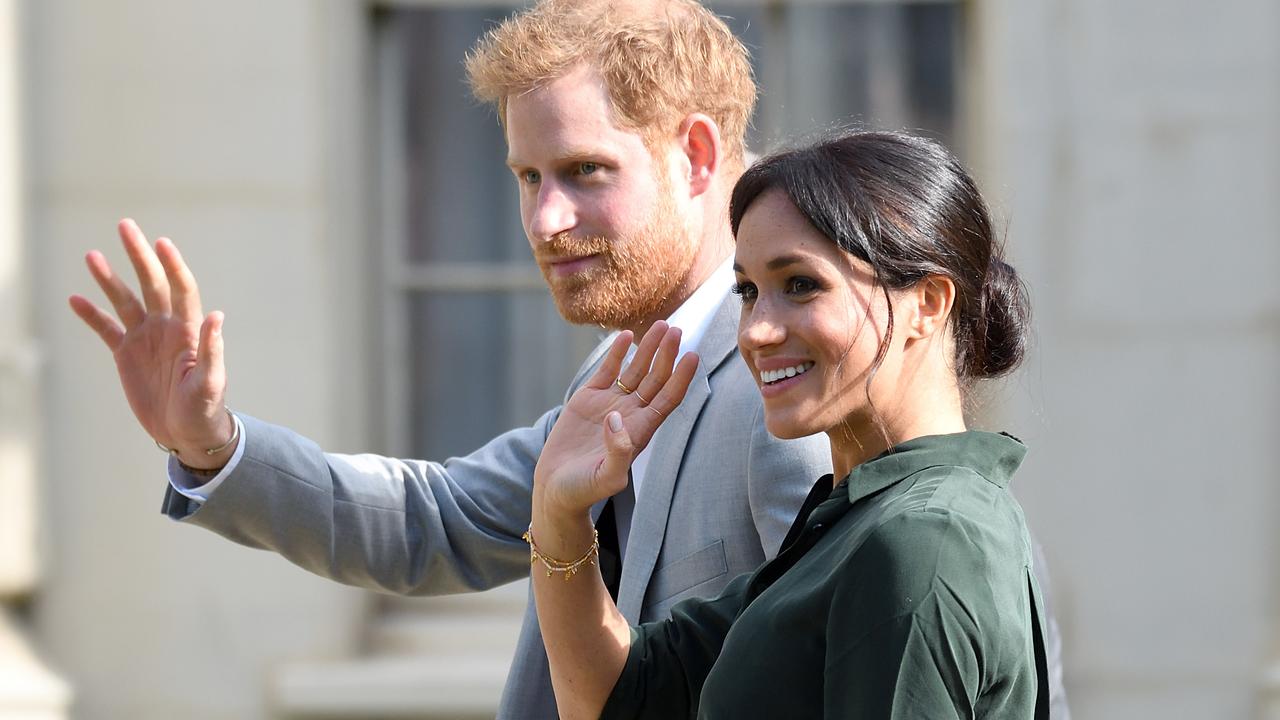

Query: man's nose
[528,183,576,242]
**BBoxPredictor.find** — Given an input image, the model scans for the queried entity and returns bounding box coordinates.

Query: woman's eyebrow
[766,254,805,271]
[733,254,807,274]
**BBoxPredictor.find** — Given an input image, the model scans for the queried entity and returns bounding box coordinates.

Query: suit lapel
[615,297,740,621]
[564,330,620,402]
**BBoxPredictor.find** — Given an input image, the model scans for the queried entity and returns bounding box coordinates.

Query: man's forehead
[504,89,651,166]
[504,117,641,162]
[505,66,611,121]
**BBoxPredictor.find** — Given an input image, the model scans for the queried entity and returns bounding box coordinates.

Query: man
[69,1,1067,717]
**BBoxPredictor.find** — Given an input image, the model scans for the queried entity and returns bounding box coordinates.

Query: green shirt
[602,431,1050,719]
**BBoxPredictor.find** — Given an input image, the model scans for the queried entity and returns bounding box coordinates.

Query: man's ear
[905,274,956,340]
[676,113,721,198]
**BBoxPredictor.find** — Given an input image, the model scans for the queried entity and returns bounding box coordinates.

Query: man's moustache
[535,233,610,262]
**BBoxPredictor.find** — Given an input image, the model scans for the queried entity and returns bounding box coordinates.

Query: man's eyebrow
[506,149,618,169]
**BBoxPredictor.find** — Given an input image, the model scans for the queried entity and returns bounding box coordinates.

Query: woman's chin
[763,414,823,441]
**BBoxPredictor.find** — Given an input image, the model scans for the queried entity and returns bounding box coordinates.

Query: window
[376,9,599,459]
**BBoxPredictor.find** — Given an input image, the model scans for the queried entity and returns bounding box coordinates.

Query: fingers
[156,237,203,323]
[584,322,695,434]
[584,330,634,390]
[68,294,126,349]
[84,250,146,328]
[616,321,668,394]
[118,218,172,315]
[647,352,699,419]
[593,411,634,497]
[633,325,681,404]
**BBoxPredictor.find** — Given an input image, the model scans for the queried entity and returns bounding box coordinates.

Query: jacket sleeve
[160,409,556,596]
[823,506,1042,719]
[822,510,983,719]
[1031,538,1073,719]
[601,571,753,720]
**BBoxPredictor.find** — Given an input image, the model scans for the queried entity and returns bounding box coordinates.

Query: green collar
[841,430,1028,505]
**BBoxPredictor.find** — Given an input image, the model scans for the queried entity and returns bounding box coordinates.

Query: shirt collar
[665,257,734,357]
[841,431,1028,505]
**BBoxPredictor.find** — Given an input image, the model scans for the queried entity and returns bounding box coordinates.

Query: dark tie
[594,474,634,602]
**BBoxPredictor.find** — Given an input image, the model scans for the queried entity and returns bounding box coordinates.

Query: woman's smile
[756,360,815,398]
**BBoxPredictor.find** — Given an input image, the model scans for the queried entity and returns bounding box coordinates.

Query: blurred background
[0,0,1276,718]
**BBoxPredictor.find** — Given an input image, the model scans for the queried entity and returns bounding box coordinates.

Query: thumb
[197,311,227,396]
[594,411,634,496]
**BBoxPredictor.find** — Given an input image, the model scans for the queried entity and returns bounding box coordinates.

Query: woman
[526,131,1050,718]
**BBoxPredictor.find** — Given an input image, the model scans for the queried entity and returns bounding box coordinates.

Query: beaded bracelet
[522,525,600,581]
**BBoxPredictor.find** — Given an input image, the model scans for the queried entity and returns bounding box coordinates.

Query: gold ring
[634,389,652,405]
[647,405,664,418]
[615,378,635,394]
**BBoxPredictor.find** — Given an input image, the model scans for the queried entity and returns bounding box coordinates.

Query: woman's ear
[906,275,956,340]
[676,113,721,198]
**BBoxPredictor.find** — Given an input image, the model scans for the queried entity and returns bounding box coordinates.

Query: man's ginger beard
[536,178,697,329]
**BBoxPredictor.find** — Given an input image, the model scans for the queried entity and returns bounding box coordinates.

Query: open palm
[68,219,232,461]
[534,321,699,516]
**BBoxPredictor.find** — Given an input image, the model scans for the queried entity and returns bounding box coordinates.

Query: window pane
[406,290,600,460]
[391,6,602,461]
[397,7,528,265]
[711,3,961,149]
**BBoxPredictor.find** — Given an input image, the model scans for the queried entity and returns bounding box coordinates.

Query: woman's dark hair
[730,130,1030,383]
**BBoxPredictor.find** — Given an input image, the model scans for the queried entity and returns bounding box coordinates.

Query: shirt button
[811,523,825,533]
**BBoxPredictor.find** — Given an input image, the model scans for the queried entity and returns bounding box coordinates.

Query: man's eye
[577,162,599,175]
[523,170,541,184]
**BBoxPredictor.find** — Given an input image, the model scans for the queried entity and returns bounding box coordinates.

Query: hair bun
[970,257,1031,379]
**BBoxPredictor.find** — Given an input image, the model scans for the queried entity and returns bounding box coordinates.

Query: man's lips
[544,254,601,276]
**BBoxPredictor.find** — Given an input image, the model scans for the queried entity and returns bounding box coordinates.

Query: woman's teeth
[760,362,814,385]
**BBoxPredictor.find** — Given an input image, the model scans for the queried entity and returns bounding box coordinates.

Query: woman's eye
[523,170,541,184]
[786,276,818,295]
[730,281,757,302]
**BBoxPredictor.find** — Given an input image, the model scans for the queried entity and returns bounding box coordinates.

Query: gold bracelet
[522,525,600,581]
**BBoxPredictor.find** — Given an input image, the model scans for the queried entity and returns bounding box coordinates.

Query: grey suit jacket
[162,295,831,718]
[162,294,1069,718]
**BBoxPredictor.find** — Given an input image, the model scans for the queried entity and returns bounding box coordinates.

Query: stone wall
[971,0,1280,717]
[26,1,370,717]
